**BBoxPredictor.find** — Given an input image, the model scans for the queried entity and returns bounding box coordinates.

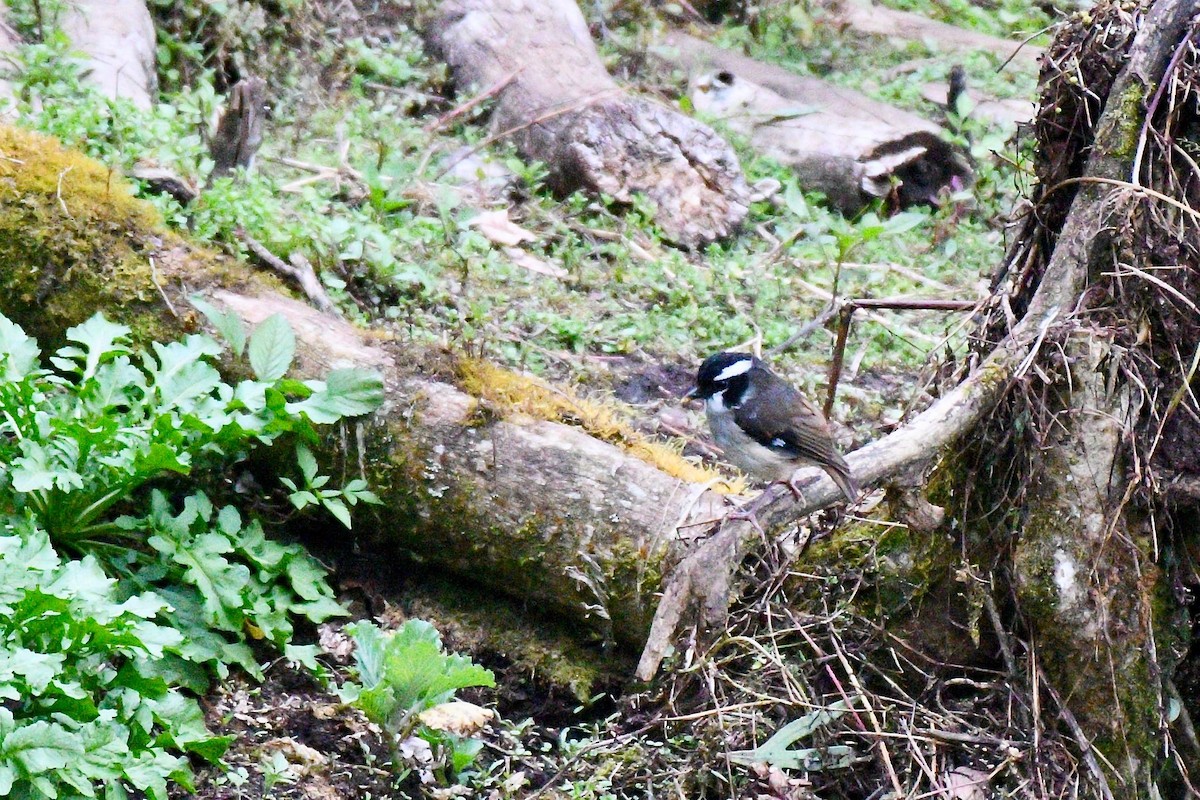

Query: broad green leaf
[728,700,860,771]
[10,440,56,492]
[134,443,191,477]
[153,357,222,411]
[149,692,230,764]
[323,497,352,528]
[247,314,295,382]
[2,719,83,772]
[0,648,63,695]
[289,368,384,423]
[283,643,324,674]
[123,749,186,800]
[189,296,247,357]
[149,532,250,631]
[0,763,14,795]
[77,719,130,783]
[61,314,131,381]
[87,357,147,410]
[346,620,494,727]
[0,314,39,381]
[296,443,318,482]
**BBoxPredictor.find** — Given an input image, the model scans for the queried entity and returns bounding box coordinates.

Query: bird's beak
[683,386,698,401]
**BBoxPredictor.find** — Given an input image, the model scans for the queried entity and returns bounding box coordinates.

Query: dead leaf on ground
[262,737,328,775]
[318,623,355,660]
[504,246,568,278]
[417,700,495,736]
[938,766,989,800]
[467,209,537,246]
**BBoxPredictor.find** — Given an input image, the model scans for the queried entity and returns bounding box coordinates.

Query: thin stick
[235,228,337,314]
[148,257,178,318]
[825,306,853,418]
[828,629,905,797]
[423,68,522,133]
[56,166,73,217]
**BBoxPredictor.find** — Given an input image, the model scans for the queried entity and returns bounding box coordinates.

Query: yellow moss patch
[0,126,158,228]
[459,358,746,493]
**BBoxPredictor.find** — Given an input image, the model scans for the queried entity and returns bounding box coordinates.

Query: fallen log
[424,0,751,247]
[823,0,1043,69]
[0,120,991,670]
[659,33,973,213]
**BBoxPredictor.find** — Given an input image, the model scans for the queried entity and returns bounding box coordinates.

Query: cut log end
[558,98,751,247]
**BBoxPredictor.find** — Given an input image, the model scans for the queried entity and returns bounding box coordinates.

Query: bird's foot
[783,477,807,506]
[723,490,772,534]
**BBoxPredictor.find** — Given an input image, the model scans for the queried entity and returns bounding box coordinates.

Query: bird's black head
[691,351,757,400]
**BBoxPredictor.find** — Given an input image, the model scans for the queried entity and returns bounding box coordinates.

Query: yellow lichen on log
[458,357,747,493]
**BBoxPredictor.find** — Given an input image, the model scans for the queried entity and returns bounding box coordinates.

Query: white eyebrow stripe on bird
[714,358,753,382]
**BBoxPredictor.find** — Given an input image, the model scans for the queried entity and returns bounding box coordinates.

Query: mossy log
[423,0,752,248]
[659,33,973,213]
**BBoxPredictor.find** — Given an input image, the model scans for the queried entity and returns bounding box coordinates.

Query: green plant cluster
[341,620,496,780]
[0,309,383,798]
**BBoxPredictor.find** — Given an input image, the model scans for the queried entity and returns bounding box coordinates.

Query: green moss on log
[0,125,172,343]
[357,415,663,648]
[0,124,287,348]
[796,502,974,661]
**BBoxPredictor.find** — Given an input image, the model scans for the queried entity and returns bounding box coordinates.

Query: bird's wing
[733,380,848,470]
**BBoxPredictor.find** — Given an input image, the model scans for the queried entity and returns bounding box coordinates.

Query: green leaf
[60,314,131,381]
[727,700,860,770]
[149,531,250,631]
[323,497,352,528]
[144,334,222,404]
[0,313,39,381]
[0,648,64,696]
[283,643,325,675]
[247,314,295,382]
[123,749,187,800]
[288,368,384,423]
[189,296,247,357]
[344,620,494,729]
[296,444,319,483]
[2,719,83,772]
[134,443,191,477]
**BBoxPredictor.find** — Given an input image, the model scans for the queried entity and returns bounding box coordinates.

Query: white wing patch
[770,437,787,449]
[714,358,753,382]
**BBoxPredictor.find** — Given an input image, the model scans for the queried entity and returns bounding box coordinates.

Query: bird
[687,351,859,505]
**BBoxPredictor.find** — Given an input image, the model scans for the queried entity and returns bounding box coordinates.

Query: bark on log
[823,0,1043,69]
[659,33,973,213]
[425,0,751,247]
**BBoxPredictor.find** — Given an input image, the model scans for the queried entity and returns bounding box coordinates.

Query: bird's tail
[825,464,859,503]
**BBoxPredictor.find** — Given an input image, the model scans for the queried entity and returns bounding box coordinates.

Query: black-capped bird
[688,351,858,504]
